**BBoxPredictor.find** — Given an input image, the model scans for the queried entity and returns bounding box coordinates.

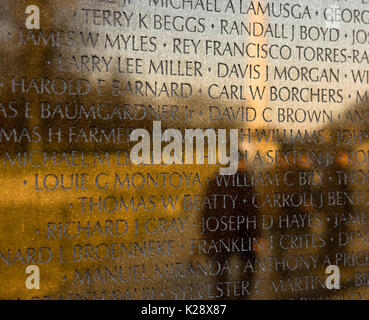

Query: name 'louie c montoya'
[129,121,239,176]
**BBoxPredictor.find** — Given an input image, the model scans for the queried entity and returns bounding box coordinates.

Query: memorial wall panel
[0,0,368,300]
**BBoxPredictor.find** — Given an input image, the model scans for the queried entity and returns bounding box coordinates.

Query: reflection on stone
[0,0,369,300]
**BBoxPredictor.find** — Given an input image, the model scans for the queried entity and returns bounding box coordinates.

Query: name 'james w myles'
[130,121,239,175]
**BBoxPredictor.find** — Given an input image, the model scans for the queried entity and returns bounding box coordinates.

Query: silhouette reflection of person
[202,161,260,300]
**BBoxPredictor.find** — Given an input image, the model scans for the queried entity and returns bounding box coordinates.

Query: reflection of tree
[201,165,260,300]
[265,101,369,300]
[2,0,369,301]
